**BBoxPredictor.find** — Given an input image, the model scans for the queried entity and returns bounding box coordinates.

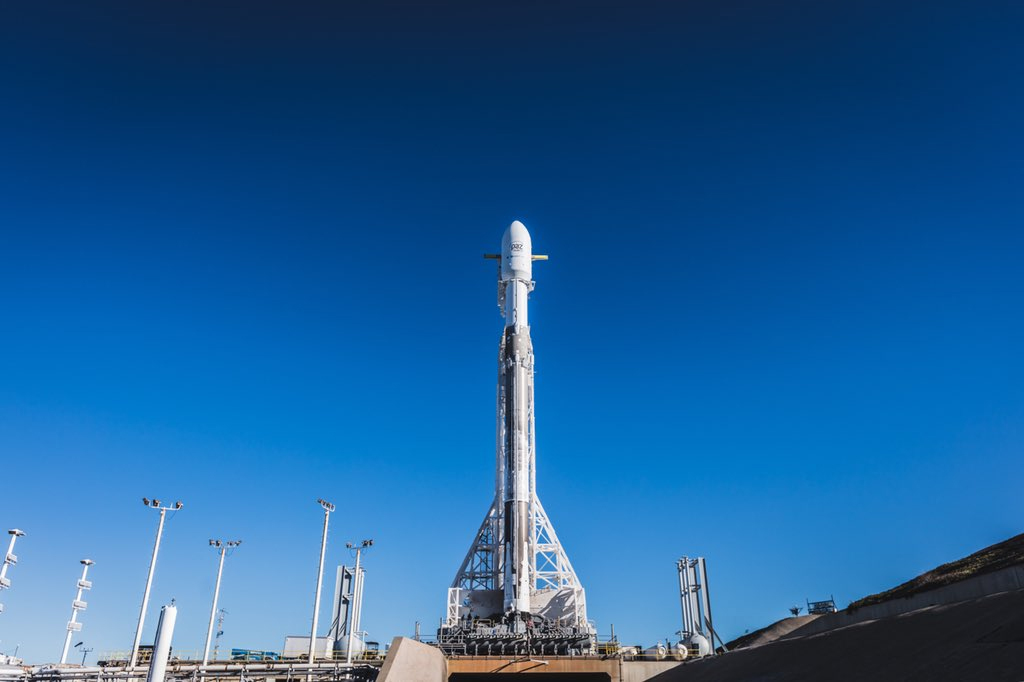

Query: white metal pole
[354,564,365,641]
[0,531,25,617]
[308,502,332,665]
[0,534,18,584]
[677,558,689,636]
[345,549,362,666]
[59,560,93,664]
[130,509,166,669]
[355,566,365,648]
[202,546,227,666]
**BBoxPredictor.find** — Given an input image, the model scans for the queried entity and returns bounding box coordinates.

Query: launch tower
[440,221,594,656]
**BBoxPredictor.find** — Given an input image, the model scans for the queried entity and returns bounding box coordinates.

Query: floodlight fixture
[7,529,25,537]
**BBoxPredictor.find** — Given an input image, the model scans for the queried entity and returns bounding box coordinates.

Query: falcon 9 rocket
[443,221,593,654]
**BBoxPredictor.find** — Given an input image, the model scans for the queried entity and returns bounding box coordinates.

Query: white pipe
[145,603,177,682]
[345,551,362,665]
[130,509,166,669]
[50,660,366,681]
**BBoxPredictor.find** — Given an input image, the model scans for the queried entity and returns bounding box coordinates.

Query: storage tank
[643,643,667,661]
[687,633,711,657]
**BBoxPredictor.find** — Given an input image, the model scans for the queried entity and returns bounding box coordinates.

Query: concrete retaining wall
[620,660,685,682]
[786,564,1024,639]
[378,637,447,682]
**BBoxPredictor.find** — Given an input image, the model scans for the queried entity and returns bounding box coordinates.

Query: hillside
[724,614,819,650]
[653,588,1024,682]
[848,532,1024,610]
[657,532,1024,680]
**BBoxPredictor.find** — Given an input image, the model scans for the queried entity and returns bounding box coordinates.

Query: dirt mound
[848,532,1024,611]
[650,532,1024,681]
[647,588,1024,682]
[725,614,819,650]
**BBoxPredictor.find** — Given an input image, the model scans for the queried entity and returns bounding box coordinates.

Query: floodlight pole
[0,529,26,616]
[344,540,373,666]
[308,499,335,666]
[202,540,241,667]
[129,498,183,670]
[59,559,94,665]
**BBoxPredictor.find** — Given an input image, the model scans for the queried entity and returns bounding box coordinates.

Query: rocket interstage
[442,221,593,655]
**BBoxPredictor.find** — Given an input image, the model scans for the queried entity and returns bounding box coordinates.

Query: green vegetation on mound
[848,532,1024,611]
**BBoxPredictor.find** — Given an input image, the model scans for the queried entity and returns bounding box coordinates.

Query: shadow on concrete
[448,671,606,675]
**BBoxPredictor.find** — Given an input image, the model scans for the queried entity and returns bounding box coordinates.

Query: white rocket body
[498,220,534,615]
[449,220,589,634]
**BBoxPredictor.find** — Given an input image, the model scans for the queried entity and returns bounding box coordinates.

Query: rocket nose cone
[502,220,532,255]
[501,220,533,280]
[505,220,530,242]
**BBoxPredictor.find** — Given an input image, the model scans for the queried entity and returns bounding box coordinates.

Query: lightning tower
[441,221,593,655]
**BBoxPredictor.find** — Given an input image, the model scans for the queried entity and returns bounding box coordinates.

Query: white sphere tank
[687,633,711,657]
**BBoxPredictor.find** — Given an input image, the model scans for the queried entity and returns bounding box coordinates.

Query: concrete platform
[378,642,686,682]
[447,656,683,682]
[448,656,619,680]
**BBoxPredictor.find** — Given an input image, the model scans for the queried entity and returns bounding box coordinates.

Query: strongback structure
[440,221,593,655]
[329,563,367,657]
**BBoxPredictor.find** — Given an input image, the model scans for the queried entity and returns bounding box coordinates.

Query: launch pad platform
[437,615,594,657]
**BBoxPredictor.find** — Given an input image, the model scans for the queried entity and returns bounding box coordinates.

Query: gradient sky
[1,0,1023,664]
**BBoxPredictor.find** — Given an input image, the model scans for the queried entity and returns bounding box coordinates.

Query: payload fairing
[444,221,592,653]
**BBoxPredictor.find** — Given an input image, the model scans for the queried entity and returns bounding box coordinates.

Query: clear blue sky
[1,0,1022,664]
